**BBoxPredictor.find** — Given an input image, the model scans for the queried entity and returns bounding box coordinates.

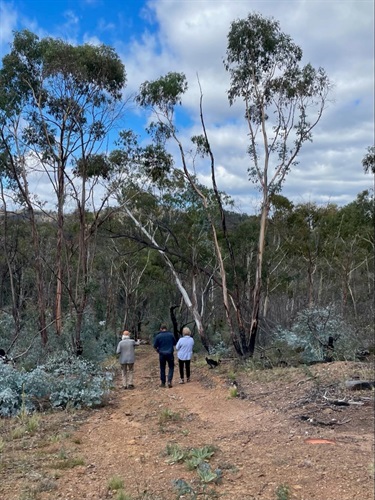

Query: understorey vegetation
[0,351,113,417]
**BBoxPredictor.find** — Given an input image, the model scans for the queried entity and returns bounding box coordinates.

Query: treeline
[0,189,373,364]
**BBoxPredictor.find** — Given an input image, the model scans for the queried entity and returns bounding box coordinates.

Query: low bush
[275,306,364,363]
[0,352,113,417]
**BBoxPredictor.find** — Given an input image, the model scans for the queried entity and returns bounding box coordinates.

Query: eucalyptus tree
[111,129,225,349]
[326,191,374,320]
[0,30,126,353]
[134,13,331,357]
[224,12,331,354]
[264,192,374,340]
[362,146,375,174]
[135,72,264,355]
[121,191,219,349]
[134,73,238,350]
[0,179,22,341]
[0,69,49,343]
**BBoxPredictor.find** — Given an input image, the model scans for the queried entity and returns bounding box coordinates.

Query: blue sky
[0,0,374,213]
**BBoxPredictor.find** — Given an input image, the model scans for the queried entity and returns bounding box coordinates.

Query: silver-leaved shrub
[275,306,361,363]
[0,351,113,416]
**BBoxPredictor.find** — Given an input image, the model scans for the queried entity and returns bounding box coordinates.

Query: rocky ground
[0,345,374,500]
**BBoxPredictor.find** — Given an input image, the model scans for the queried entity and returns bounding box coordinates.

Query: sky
[0,0,374,214]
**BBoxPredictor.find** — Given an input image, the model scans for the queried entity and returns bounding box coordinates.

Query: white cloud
[137,0,373,211]
[0,0,373,214]
[0,1,17,48]
[83,34,102,46]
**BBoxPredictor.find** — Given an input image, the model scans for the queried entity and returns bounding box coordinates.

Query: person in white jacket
[116,330,139,389]
[176,327,194,384]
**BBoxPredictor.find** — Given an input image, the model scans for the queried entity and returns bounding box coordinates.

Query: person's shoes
[160,383,166,388]
[179,379,184,384]
[186,378,190,383]
[168,382,173,388]
[128,385,134,389]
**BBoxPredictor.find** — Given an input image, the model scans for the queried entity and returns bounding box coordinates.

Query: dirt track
[2,345,374,500]
[48,346,375,499]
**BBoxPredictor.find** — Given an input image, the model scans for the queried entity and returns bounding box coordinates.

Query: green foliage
[224,12,330,176]
[229,386,238,398]
[74,153,113,179]
[0,351,113,416]
[23,413,40,434]
[165,443,187,464]
[136,72,188,111]
[159,408,182,424]
[208,341,232,358]
[275,484,291,500]
[185,446,216,470]
[11,425,27,439]
[51,456,85,469]
[108,476,125,491]
[275,307,361,362]
[362,146,375,174]
[0,365,23,416]
[173,479,195,498]
[10,412,39,440]
[115,491,132,500]
[0,23,371,367]
[168,443,221,498]
[196,462,222,484]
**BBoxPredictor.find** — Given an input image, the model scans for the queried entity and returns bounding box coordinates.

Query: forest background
[0,14,374,417]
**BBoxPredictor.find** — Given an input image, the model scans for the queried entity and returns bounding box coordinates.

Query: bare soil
[1,346,374,500]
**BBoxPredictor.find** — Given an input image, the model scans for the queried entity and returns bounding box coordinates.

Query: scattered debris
[305,438,336,445]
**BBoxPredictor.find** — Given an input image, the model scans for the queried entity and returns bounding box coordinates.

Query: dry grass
[0,409,90,499]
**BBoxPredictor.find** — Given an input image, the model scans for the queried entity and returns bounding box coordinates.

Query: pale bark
[121,204,210,349]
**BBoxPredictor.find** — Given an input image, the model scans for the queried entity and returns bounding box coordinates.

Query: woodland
[0,13,374,404]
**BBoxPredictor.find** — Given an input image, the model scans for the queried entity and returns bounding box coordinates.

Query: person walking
[116,330,139,389]
[153,324,176,388]
[176,327,194,384]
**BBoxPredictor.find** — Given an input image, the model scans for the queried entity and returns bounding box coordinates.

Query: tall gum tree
[135,75,236,351]
[112,144,215,350]
[224,12,331,355]
[135,73,266,356]
[0,30,126,353]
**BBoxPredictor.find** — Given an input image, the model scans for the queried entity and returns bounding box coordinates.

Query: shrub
[108,476,124,491]
[0,388,20,417]
[208,340,232,358]
[275,306,362,363]
[276,484,291,500]
[0,350,113,416]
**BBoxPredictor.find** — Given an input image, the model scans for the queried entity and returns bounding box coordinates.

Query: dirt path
[35,346,374,500]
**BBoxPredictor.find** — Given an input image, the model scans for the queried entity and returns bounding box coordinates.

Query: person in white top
[176,327,194,384]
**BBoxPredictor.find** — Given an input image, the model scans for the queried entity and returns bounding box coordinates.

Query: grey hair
[182,327,191,336]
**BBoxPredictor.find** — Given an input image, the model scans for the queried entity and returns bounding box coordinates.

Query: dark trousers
[178,359,191,380]
[159,353,174,384]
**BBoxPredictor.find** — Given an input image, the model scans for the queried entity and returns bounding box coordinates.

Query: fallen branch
[299,415,352,426]
[296,376,317,386]
[322,394,366,406]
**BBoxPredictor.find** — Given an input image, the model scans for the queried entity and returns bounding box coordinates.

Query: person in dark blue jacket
[153,324,176,388]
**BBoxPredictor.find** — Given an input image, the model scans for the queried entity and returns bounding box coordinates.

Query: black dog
[205,357,221,369]
[0,348,12,365]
